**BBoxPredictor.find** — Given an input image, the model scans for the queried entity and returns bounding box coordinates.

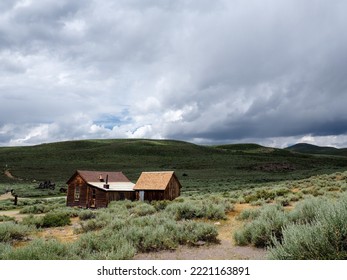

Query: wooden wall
[67,174,135,208]
[136,176,181,202]
[67,174,89,207]
[164,176,181,200]
[107,191,136,202]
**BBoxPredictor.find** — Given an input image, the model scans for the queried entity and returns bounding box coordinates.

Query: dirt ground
[0,192,13,201]
[4,170,15,180]
[36,217,81,243]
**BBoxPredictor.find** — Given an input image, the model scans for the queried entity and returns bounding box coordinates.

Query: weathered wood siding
[107,191,136,202]
[67,174,89,207]
[67,174,135,208]
[164,176,181,200]
[135,176,181,202]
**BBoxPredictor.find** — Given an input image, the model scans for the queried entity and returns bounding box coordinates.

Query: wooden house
[133,171,182,201]
[66,170,135,208]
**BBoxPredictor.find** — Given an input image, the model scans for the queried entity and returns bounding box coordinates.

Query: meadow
[1,139,347,259]
[0,170,346,259]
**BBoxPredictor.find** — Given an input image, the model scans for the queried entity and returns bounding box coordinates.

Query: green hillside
[1,139,347,196]
[286,143,347,157]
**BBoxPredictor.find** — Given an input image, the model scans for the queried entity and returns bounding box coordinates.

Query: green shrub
[72,231,136,260]
[275,197,290,207]
[0,222,32,242]
[165,202,199,220]
[151,200,171,211]
[129,203,156,216]
[234,205,288,248]
[78,210,96,220]
[21,215,44,228]
[237,208,261,221]
[41,212,71,228]
[22,212,71,228]
[0,200,16,211]
[165,200,228,220]
[179,221,218,245]
[78,218,107,233]
[0,239,73,260]
[289,197,322,224]
[0,215,15,222]
[269,195,347,259]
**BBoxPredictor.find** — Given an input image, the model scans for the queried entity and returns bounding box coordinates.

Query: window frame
[74,186,80,201]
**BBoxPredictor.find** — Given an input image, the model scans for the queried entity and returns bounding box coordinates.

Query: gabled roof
[76,170,131,183]
[67,170,134,191]
[133,171,181,190]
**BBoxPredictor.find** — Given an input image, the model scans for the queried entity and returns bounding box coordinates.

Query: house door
[139,191,144,201]
[90,188,96,208]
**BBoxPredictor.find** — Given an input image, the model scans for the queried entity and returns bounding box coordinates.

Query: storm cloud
[1,0,347,147]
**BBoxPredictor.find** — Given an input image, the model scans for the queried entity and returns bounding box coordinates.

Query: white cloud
[1,0,347,147]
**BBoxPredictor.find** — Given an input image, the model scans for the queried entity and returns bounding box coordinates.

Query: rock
[195,241,206,246]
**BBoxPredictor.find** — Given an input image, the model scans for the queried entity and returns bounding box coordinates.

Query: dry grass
[36,217,81,243]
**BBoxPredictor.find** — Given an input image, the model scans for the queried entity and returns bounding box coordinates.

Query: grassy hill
[1,139,347,196]
[286,143,347,157]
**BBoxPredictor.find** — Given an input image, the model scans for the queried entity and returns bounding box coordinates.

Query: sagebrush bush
[78,210,96,220]
[78,218,107,233]
[264,195,347,259]
[151,200,171,211]
[0,222,32,242]
[165,199,229,220]
[288,197,323,224]
[72,231,136,260]
[129,203,156,216]
[41,212,71,227]
[236,208,261,221]
[0,238,73,260]
[234,205,288,248]
[0,215,15,222]
[23,212,71,228]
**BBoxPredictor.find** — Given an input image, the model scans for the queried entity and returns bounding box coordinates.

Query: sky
[1,0,347,148]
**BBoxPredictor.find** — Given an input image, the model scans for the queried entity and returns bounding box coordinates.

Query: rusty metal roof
[134,171,181,190]
[76,170,131,183]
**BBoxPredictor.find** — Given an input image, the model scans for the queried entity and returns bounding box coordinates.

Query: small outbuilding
[134,171,182,201]
[66,170,135,208]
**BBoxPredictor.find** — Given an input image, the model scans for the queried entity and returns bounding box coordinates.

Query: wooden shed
[66,170,135,208]
[133,171,182,201]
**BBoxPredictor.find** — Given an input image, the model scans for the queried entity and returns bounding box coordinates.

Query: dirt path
[0,192,14,201]
[134,204,267,260]
[0,209,29,222]
[4,170,15,179]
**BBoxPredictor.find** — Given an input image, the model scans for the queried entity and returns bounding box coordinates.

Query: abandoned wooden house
[134,171,182,201]
[66,170,135,208]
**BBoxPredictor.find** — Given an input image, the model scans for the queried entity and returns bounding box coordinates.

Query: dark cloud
[1,0,347,147]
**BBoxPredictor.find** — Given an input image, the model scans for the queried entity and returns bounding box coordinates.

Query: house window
[74,186,80,201]
[92,188,96,199]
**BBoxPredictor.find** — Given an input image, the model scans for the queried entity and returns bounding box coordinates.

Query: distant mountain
[286,143,347,157]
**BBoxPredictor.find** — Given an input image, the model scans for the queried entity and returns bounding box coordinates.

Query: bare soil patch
[0,192,14,201]
[37,217,81,243]
[4,170,15,179]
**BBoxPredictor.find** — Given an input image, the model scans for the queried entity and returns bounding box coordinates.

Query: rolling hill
[1,139,347,194]
[286,143,347,157]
